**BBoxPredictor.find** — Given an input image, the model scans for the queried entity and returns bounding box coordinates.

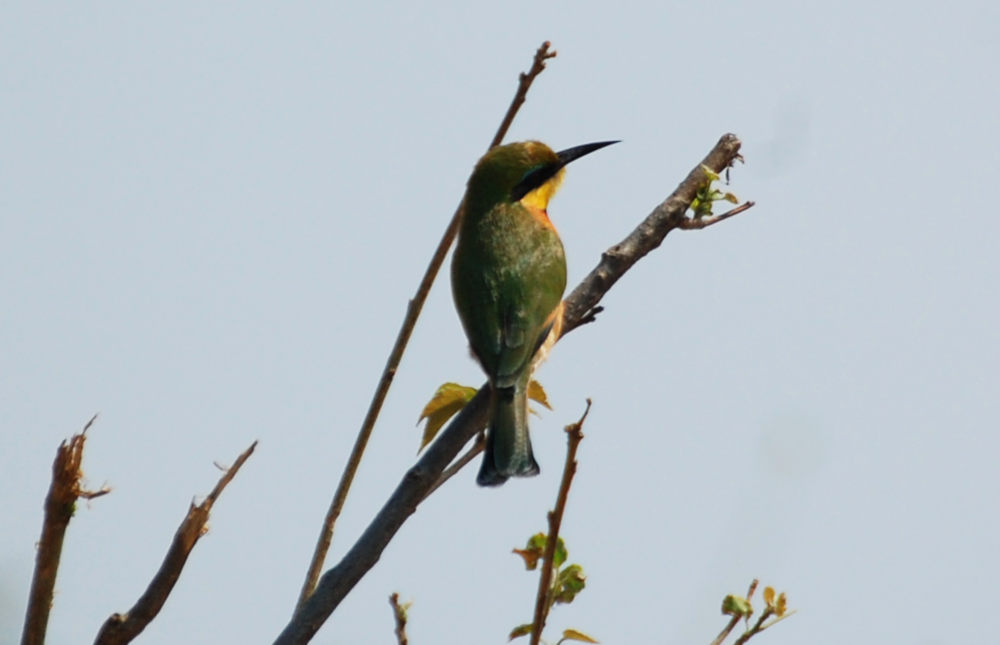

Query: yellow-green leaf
[552,537,568,568]
[417,382,477,451]
[721,594,753,617]
[562,628,599,643]
[527,380,553,410]
[775,591,788,617]
[763,586,775,608]
[553,564,586,604]
[509,623,534,641]
[513,533,547,570]
[512,547,541,570]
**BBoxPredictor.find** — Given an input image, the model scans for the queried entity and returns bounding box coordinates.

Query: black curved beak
[555,140,620,168]
[511,140,619,202]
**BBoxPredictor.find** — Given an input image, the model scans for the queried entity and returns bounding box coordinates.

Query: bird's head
[466,140,618,213]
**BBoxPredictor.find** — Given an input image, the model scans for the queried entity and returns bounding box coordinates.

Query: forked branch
[274,132,749,645]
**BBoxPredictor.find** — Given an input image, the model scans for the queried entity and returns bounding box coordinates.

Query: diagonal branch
[93,441,257,645]
[22,415,108,645]
[295,40,558,611]
[561,133,747,336]
[274,133,747,644]
[422,431,486,500]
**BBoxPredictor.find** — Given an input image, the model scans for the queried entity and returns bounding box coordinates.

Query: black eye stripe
[511,163,560,201]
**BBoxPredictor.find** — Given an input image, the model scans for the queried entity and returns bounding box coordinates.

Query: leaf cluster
[509,534,595,643]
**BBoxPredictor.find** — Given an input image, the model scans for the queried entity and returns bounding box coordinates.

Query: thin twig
[94,441,257,645]
[529,401,589,645]
[710,615,742,645]
[21,415,107,645]
[678,201,756,230]
[733,611,772,645]
[491,41,557,147]
[710,579,758,645]
[732,607,796,645]
[274,133,747,644]
[388,593,409,645]
[295,40,558,612]
[423,432,485,500]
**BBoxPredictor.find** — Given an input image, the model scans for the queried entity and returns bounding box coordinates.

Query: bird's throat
[518,168,565,228]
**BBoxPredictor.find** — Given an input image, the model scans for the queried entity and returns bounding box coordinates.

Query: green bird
[452,139,617,486]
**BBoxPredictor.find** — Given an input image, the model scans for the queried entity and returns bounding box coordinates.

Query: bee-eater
[452,139,617,486]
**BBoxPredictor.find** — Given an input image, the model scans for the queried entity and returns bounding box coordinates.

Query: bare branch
[94,441,257,645]
[22,415,107,645]
[275,392,491,644]
[274,133,747,644]
[490,41,557,148]
[710,615,743,645]
[561,133,746,336]
[388,593,409,645]
[295,40,558,611]
[529,401,590,645]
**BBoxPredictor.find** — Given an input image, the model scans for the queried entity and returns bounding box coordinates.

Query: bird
[451,139,617,486]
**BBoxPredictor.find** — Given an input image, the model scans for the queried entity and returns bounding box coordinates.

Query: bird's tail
[477,381,539,486]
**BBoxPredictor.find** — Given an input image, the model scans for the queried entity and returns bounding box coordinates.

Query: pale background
[3,2,997,644]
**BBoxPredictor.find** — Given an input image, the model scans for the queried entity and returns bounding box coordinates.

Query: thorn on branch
[573,306,604,328]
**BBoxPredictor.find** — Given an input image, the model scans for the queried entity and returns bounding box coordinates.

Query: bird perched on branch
[452,139,617,486]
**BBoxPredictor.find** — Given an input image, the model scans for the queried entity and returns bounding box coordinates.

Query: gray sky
[3,2,997,644]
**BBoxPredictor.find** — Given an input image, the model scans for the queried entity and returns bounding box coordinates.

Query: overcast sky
[3,2,998,644]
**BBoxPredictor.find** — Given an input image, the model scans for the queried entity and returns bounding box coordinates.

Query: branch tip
[94,442,256,645]
[389,593,410,645]
[678,200,755,230]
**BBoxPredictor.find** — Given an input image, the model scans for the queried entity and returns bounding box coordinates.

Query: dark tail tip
[476,418,540,487]
[476,459,509,487]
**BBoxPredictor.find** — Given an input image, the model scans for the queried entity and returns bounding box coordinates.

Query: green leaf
[514,534,568,570]
[689,165,739,218]
[513,533,548,570]
[561,628,599,643]
[416,382,477,451]
[721,594,754,617]
[553,564,586,604]
[552,537,568,568]
[509,623,534,641]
